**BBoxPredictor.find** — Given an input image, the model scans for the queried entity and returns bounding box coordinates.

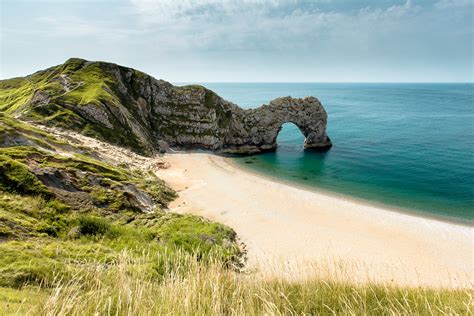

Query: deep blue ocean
[184,83,474,224]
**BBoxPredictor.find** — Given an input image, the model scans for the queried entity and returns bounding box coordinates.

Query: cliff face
[0,58,331,154]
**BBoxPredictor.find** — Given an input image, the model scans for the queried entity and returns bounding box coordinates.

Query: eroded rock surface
[224,96,332,153]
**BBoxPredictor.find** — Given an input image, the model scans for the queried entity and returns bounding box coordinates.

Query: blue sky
[1,0,472,82]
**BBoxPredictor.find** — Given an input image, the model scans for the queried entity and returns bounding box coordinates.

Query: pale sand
[156,152,473,288]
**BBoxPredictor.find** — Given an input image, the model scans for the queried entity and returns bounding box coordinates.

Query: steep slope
[0,58,331,155]
[0,114,242,288]
[1,58,165,154]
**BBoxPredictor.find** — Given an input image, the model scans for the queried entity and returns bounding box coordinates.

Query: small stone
[155,161,170,169]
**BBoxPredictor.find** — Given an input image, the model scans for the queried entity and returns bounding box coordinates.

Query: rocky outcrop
[0,115,177,215]
[1,58,332,154]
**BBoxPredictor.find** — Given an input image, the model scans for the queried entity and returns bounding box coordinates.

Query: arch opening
[275,122,306,150]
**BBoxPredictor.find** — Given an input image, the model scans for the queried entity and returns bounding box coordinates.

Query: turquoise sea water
[189,83,474,224]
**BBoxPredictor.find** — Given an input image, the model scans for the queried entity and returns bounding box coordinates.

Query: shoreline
[156,152,473,288]
[227,157,474,228]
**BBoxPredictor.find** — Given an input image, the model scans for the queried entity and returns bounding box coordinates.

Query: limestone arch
[221,96,332,153]
[247,96,332,151]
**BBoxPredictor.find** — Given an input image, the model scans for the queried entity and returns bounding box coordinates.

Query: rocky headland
[0,58,331,155]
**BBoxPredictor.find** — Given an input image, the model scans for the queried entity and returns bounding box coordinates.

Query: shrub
[78,216,110,236]
[46,199,70,213]
[35,221,64,237]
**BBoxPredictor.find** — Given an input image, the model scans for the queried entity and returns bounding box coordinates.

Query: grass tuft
[0,157,50,196]
[78,216,110,236]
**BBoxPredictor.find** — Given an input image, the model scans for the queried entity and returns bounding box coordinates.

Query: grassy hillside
[0,115,241,298]
[0,58,154,154]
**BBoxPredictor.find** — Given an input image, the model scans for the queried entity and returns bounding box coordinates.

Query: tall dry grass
[32,250,473,315]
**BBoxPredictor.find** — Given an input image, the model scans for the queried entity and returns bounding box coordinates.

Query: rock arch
[222,96,332,153]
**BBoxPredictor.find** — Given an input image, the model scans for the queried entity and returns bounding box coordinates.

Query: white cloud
[1,0,472,81]
[129,0,292,26]
[125,0,425,54]
[9,0,426,54]
[435,0,473,9]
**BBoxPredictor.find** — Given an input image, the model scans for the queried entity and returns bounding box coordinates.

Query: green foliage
[0,141,174,215]
[0,146,42,161]
[0,286,48,315]
[0,113,47,138]
[0,240,117,288]
[0,192,70,239]
[45,199,70,213]
[58,61,118,106]
[0,137,240,286]
[0,77,33,112]
[0,59,151,154]
[0,114,70,154]
[0,64,64,114]
[136,172,177,207]
[78,216,110,236]
[0,157,49,196]
[61,58,87,72]
[27,103,85,130]
[0,209,241,288]
[154,214,238,258]
[0,115,243,308]
[0,58,118,114]
[61,153,128,182]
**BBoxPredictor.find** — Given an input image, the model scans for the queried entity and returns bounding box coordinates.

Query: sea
[182,83,474,224]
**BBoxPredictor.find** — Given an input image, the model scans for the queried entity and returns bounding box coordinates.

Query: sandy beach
[156,152,473,288]
[38,124,472,288]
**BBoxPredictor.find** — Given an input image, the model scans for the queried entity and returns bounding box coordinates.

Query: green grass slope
[0,115,241,291]
[0,58,156,154]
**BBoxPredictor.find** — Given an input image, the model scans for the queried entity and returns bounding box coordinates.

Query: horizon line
[1,73,472,85]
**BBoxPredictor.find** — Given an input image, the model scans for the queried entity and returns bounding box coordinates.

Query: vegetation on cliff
[0,58,219,155]
[0,114,241,296]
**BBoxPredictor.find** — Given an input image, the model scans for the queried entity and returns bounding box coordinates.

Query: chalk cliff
[0,58,331,154]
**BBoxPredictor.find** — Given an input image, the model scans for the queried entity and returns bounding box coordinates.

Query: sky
[1,0,473,82]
